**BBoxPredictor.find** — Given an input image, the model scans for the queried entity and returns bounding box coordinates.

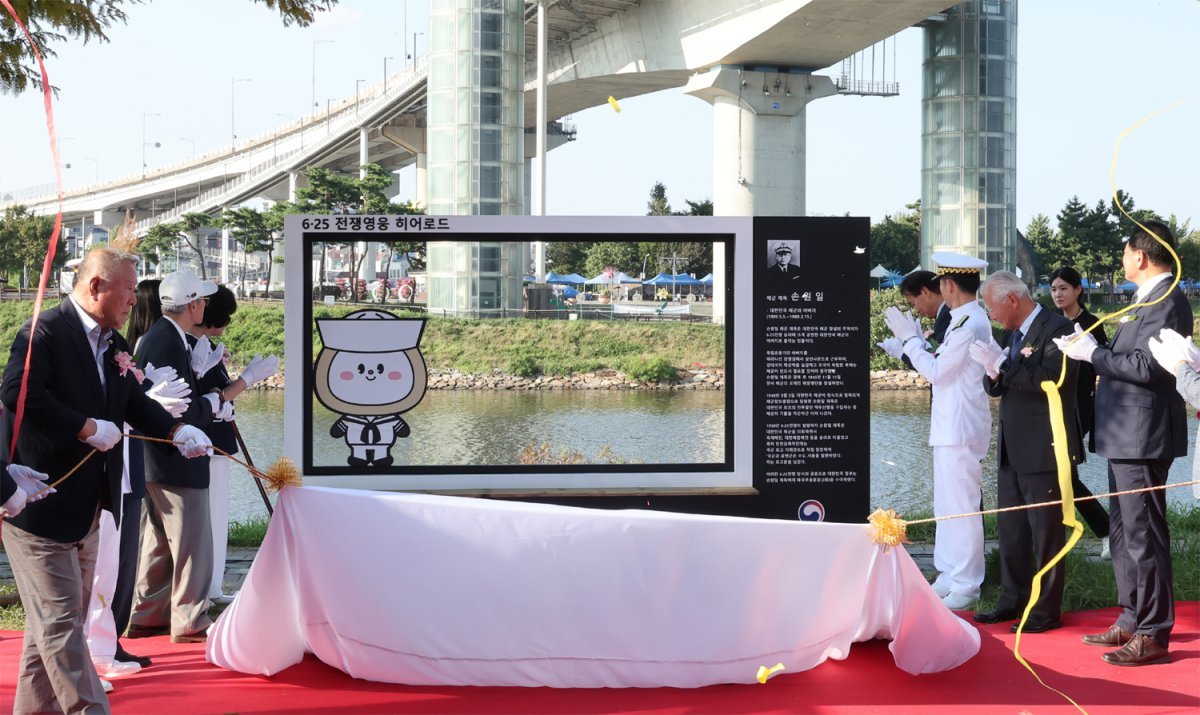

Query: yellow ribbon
[755,662,785,683]
[1011,101,1187,715]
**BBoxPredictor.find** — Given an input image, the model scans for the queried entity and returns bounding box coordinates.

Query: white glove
[1053,323,1099,363]
[83,419,122,451]
[1154,328,1200,371]
[239,354,279,388]
[190,336,225,379]
[968,338,1006,379]
[173,424,213,459]
[1,464,54,518]
[143,361,178,387]
[877,337,905,359]
[147,377,192,419]
[884,306,921,342]
[214,400,236,422]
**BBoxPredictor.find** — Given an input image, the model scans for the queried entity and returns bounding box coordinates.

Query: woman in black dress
[1049,266,1110,553]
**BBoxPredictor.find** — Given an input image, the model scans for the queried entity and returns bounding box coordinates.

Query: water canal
[226,389,1197,524]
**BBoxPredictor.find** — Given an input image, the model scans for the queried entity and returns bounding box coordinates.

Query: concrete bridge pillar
[686,68,837,216]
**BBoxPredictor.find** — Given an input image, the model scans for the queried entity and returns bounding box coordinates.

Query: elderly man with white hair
[968,270,1081,633]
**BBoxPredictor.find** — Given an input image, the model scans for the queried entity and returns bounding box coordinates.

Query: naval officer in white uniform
[880,252,992,610]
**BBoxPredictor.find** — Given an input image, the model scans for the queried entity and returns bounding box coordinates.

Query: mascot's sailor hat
[931,251,987,275]
[316,310,424,353]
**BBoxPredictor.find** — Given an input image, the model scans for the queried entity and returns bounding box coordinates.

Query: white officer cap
[774,242,793,255]
[316,310,424,353]
[932,252,987,276]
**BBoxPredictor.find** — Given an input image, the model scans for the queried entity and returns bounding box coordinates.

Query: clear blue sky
[1,0,1197,231]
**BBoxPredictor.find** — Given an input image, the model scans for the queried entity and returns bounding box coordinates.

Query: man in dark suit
[969,271,1081,633]
[128,269,220,644]
[1,247,212,713]
[891,270,951,370]
[763,241,801,293]
[1056,219,1191,666]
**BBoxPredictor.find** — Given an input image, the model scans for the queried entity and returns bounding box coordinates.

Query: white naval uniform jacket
[901,300,993,451]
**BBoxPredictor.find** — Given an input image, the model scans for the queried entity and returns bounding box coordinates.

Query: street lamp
[142,112,161,175]
[411,32,424,69]
[383,56,394,92]
[311,39,334,113]
[355,78,365,114]
[231,77,251,146]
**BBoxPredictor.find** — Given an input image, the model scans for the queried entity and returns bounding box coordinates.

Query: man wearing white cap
[880,252,992,610]
[128,270,221,644]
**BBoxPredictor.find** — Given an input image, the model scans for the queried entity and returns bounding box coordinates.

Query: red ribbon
[1,0,63,462]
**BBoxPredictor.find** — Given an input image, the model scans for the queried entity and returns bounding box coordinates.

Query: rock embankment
[426,368,724,391]
[246,368,923,391]
[238,367,724,391]
[870,369,930,390]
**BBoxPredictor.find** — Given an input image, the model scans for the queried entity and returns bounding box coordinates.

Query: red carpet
[2,604,1197,714]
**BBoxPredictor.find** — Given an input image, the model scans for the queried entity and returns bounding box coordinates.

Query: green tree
[647,182,671,216]
[218,207,272,298]
[638,241,712,279]
[680,198,713,216]
[546,241,593,276]
[583,242,641,284]
[139,212,214,278]
[1023,213,1056,276]
[869,206,920,272]
[1,1,338,94]
[0,205,60,289]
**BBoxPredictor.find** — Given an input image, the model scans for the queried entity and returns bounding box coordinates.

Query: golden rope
[901,478,1197,526]
[27,432,300,501]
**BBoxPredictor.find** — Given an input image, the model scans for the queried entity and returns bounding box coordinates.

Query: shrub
[624,355,677,383]
[507,353,541,377]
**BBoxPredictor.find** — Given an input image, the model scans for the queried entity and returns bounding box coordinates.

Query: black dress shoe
[1012,616,1061,633]
[114,647,152,668]
[973,607,1019,624]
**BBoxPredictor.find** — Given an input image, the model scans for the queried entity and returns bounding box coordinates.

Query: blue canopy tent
[586,271,642,285]
[1117,280,1137,292]
[644,272,702,286]
[698,273,714,285]
[546,271,586,285]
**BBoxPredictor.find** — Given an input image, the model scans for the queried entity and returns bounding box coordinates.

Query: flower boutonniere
[1119,314,1139,324]
[1020,345,1036,358]
[114,351,145,383]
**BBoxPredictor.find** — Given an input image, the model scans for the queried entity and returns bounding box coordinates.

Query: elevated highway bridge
[2,0,952,237]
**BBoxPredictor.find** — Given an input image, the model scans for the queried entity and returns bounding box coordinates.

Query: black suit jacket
[0,297,176,542]
[930,303,952,345]
[983,308,1083,473]
[763,262,802,293]
[1092,278,1192,460]
[137,317,212,489]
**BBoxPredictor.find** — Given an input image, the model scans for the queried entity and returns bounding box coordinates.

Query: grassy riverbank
[0,300,726,378]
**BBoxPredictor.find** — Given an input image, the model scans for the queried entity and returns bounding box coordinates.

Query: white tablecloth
[207,487,979,687]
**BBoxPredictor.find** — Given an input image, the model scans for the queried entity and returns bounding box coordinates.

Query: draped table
[207,487,979,687]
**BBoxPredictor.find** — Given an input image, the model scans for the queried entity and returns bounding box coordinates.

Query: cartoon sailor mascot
[313,310,428,467]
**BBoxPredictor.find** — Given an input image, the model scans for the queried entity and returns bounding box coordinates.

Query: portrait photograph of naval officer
[763,240,801,294]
